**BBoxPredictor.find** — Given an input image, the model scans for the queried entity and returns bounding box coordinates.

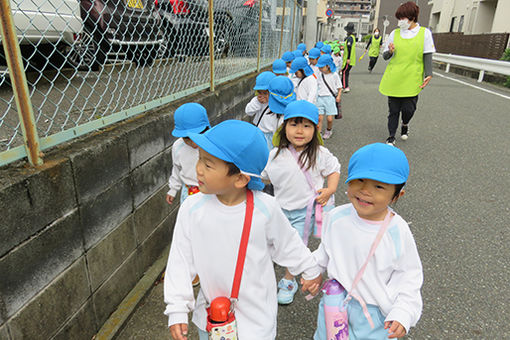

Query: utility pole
[305,0,318,47]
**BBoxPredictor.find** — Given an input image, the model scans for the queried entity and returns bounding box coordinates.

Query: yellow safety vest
[368,35,382,57]
[342,34,357,68]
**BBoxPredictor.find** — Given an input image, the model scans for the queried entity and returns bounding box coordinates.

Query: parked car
[1,0,82,70]
[68,0,165,70]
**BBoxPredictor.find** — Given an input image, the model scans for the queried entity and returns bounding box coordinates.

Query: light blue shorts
[263,131,274,151]
[317,96,338,116]
[282,205,333,241]
[314,294,389,340]
[198,328,208,340]
[179,186,189,204]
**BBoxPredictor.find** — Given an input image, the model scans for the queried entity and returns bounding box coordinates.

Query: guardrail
[433,52,510,82]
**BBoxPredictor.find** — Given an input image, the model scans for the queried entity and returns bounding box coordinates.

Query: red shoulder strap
[230,190,254,299]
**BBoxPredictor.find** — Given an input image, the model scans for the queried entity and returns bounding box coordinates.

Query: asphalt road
[117,60,510,339]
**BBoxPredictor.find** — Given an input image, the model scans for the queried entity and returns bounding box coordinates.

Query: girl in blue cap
[164,120,322,340]
[272,59,287,76]
[289,57,318,104]
[316,54,342,139]
[310,143,423,339]
[245,71,277,150]
[167,103,211,206]
[308,48,322,78]
[262,100,340,305]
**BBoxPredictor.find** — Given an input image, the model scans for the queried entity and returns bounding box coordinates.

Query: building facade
[428,0,510,34]
[327,0,374,41]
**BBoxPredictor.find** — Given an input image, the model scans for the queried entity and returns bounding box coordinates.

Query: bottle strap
[230,190,254,300]
[255,106,270,127]
[321,73,337,97]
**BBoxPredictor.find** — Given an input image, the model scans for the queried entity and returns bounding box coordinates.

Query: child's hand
[384,320,406,338]
[170,323,188,340]
[300,275,322,295]
[336,96,341,103]
[316,188,334,206]
[166,194,175,205]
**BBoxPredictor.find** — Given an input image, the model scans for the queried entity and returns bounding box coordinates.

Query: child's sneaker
[277,278,298,305]
[323,129,333,139]
[400,125,409,140]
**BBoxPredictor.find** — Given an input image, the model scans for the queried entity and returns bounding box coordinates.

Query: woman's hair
[274,117,319,171]
[373,28,380,33]
[395,1,419,22]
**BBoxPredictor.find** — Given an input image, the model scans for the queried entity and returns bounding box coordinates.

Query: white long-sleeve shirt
[295,75,318,104]
[245,97,280,134]
[164,191,321,339]
[167,138,199,197]
[383,24,436,54]
[313,203,423,332]
[317,71,342,97]
[261,146,340,210]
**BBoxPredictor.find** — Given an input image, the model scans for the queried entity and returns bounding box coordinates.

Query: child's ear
[392,189,405,203]
[234,173,251,189]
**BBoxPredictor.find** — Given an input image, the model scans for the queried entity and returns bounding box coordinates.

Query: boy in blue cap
[320,44,332,55]
[281,51,295,71]
[164,120,322,340]
[245,71,277,150]
[311,143,423,339]
[268,76,297,132]
[166,103,211,206]
[289,57,318,104]
[297,42,307,56]
[272,59,287,76]
[316,54,342,138]
[308,47,322,77]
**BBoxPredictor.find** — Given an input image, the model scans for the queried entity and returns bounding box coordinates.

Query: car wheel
[68,24,107,71]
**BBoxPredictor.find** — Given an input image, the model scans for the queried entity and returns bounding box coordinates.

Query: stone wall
[0,70,258,340]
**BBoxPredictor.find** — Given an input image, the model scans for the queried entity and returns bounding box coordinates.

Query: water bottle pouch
[324,303,349,340]
[206,306,238,340]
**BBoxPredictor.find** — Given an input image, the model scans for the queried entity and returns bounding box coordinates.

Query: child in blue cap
[289,57,318,104]
[262,100,340,305]
[267,76,297,137]
[272,59,287,76]
[281,51,295,71]
[167,103,211,206]
[316,54,342,138]
[308,47,322,77]
[245,71,277,150]
[320,44,332,55]
[311,143,423,340]
[164,120,322,340]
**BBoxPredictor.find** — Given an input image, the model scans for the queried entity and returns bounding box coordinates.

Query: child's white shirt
[288,73,300,87]
[332,54,343,69]
[310,64,320,78]
[163,191,321,340]
[261,146,340,210]
[313,203,423,332]
[383,24,436,54]
[295,75,318,104]
[317,72,342,97]
[245,97,278,134]
[168,138,199,197]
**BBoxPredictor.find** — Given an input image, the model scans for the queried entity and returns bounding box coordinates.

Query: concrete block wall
[0,70,258,340]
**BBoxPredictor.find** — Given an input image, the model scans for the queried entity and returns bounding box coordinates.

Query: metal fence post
[278,0,286,57]
[0,0,43,166]
[256,0,263,72]
[208,0,215,92]
[290,0,297,50]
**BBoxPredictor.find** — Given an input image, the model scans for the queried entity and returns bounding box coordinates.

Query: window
[458,15,464,32]
[449,16,457,32]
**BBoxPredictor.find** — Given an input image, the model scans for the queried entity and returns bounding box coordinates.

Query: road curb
[94,245,170,340]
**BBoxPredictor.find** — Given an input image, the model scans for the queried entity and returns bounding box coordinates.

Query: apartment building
[428,0,510,34]
[327,0,374,40]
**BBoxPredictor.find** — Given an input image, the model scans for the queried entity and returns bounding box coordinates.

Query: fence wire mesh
[0,0,302,165]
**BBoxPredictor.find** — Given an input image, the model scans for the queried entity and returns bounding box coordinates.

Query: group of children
[163,41,423,340]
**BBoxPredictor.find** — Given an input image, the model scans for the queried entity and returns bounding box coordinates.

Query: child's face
[347,179,398,221]
[319,65,330,74]
[183,137,198,149]
[196,148,239,195]
[285,117,315,151]
[309,58,318,65]
[295,70,304,78]
[286,61,292,68]
[256,90,269,104]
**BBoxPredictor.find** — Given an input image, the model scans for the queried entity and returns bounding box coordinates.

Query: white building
[428,0,510,34]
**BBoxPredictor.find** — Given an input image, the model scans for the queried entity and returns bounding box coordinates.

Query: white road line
[433,71,510,101]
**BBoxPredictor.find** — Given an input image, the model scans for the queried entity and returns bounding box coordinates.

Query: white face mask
[374,32,379,37]
[398,19,411,30]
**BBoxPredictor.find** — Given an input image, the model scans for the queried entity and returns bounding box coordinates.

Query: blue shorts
[314,294,389,340]
[317,96,338,116]
[263,132,274,151]
[198,328,208,340]
[282,205,334,241]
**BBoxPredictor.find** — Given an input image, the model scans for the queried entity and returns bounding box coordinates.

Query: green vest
[379,27,425,97]
[368,35,382,57]
[342,34,357,68]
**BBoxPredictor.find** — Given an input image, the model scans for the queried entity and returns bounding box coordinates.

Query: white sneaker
[343,87,350,93]
[323,129,333,139]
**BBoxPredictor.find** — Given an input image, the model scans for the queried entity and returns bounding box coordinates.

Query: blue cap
[254,71,276,90]
[282,51,295,62]
[289,57,314,77]
[345,143,410,185]
[268,76,296,114]
[320,44,332,54]
[315,41,324,49]
[272,59,287,74]
[297,43,307,51]
[293,50,303,58]
[172,103,211,137]
[317,54,337,73]
[189,120,269,191]
[283,100,319,125]
[308,47,321,59]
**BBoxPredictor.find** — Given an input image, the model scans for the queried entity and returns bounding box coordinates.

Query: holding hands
[301,274,323,296]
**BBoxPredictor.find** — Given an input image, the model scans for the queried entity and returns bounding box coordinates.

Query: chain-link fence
[0,0,302,166]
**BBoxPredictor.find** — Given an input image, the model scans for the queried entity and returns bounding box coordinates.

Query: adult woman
[365,28,383,72]
[341,23,357,93]
[379,1,435,145]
